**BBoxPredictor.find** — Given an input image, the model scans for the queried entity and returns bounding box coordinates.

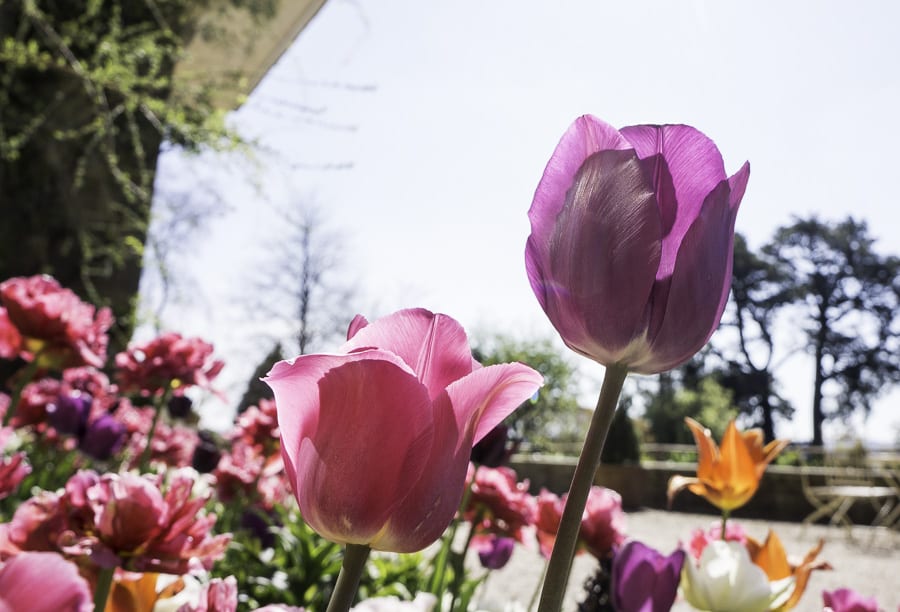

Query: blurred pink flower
[118,404,199,469]
[822,588,880,612]
[687,520,749,560]
[534,486,626,560]
[580,486,627,559]
[0,307,22,360]
[115,332,224,397]
[0,551,92,611]
[534,489,565,558]
[0,275,112,369]
[6,469,230,574]
[232,398,280,450]
[265,308,543,552]
[0,427,30,500]
[466,466,536,543]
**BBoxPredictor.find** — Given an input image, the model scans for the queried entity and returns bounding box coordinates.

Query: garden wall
[508,455,896,525]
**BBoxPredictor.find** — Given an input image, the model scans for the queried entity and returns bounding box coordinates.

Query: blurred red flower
[0,275,112,369]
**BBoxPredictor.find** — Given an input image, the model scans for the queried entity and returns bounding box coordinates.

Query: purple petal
[633,173,745,374]
[531,149,662,364]
[527,116,631,311]
[341,309,474,399]
[620,125,727,259]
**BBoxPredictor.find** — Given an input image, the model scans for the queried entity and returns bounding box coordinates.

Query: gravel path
[472,509,899,611]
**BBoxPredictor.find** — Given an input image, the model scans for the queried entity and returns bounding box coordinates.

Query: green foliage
[212,504,432,611]
[0,0,248,346]
[473,335,583,453]
[642,373,737,444]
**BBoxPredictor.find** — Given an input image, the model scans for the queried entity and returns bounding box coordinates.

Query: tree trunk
[811,309,828,446]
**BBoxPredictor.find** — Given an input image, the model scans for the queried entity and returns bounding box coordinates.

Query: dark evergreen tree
[710,234,794,441]
[765,216,900,445]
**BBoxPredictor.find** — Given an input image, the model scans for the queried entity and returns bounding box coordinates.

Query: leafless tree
[245,201,357,356]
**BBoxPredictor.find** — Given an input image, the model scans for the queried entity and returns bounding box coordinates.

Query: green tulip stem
[721,510,730,540]
[537,362,628,612]
[93,566,115,612]
[139,389,171,473]
[326,544,371,612]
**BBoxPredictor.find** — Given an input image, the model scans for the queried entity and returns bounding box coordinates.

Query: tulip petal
[265,350,413,483]
[374,363,542,552]
[620,125,727,260]
[267,355,434,545]
[341,308,474,399]
[526,116,632,311]
[529,149,662,364]
[634,173,742,373]
[0,552,92,611]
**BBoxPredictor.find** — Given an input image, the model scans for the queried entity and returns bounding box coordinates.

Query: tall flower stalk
[537,363,627,611]
[525,115,749,610]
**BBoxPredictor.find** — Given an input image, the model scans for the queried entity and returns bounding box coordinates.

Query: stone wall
[509,455,897,524]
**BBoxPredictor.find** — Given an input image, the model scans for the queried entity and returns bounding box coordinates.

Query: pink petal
[0,552,92,611]
[346,314,369,340]
[527,116,632,311]
[341,309,474,399]
[272,356,434,545]
[373,363,541,552]
[264,349,413,488]
[530,149,662,364]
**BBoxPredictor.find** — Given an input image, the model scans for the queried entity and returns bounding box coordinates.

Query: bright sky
[150,0,900,444]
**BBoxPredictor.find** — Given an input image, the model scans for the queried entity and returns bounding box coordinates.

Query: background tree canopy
[0,0,262,352]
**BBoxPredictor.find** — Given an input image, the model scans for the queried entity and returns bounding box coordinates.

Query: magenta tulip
[822,588,880,612]
[525,116,749,374]
[264,308,543,552]
[611,541,686,612]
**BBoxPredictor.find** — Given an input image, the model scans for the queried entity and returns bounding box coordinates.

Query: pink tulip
[115,332,224,397]
[265,308,543,552]
[0,552,92,611]
[0,275,112,369]
[6,469,229,574]
[822,588,880,612]
[525,116,749,374]
[0,307,22,360]
[580,486,627,560]
[466,466,537,543]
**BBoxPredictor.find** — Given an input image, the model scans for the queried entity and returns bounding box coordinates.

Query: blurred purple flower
[46,391,91,436]
[525,116,749,373]
[79,414,126,460]
[475,535,515,570]
[611,540,685,612]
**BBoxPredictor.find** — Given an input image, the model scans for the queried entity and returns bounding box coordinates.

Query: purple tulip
[79,414,126,460]
[610,540,685,612]
[476,535,516,570]
[525,116,749,374]
[46,391,91,436]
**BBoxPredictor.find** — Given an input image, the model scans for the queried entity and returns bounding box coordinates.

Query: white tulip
[681,540,794,612]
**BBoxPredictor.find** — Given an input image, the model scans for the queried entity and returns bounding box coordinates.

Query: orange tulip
[745,530,831,611]
[667,417,789,511]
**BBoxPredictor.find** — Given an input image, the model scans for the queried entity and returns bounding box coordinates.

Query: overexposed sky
[150,0,900,443]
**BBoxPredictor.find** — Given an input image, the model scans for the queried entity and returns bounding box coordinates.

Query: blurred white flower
[681,540,793,612]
